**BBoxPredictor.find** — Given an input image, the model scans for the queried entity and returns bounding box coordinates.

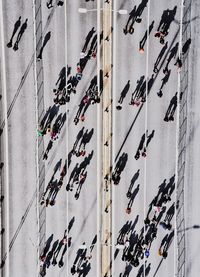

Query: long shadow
[163,42,179,72]
[68,216,75,232]
[164,92,178,121]
[130,75,145,103]
[117,221,132,244]
[122,263,133,277]
[116,80,130,109]
[82,27,96,53]
[127,170,140,197]
[156,6,177,36]
[55,66,67,91]
[153,42,168,73]
[112,152,128,184]
[136,261,151,277]
[139,20,154,51]
[13,18,28,51]
[41,234,54,257]
[7,16,21,48]
[52,158,62,176]
[126,184,140,211]
[37,31,51,60]
[157,69,171,97]
[129,215,139,234]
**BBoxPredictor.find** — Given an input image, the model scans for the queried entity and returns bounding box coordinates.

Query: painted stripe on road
[0,0,10,275]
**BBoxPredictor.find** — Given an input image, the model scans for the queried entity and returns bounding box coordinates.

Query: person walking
[46,0,53,8]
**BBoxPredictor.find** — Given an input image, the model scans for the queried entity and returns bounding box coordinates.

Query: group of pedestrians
[39,217,75,276]
[46,0,64,9]
[41,129,94,206]
[123,0,149,35]
[71,235,97,276]
[116,175,175,273]
[51,27,103,111]
[134,130,155,160]
[125,170,140,214]
[74,71,103,125]
[35,1,193,276]
[37,106,67,160]
[66,151,94,199]
[118,2,191,125]
[39,24,101,208]
[72,127,94,157]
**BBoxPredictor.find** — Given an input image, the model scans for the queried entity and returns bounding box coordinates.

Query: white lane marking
[97,0,101,276]
[0,0,10,275]
[32,0,40,275]
[112,0,117,276]
[64,1,69,276]
[144,0,151,274]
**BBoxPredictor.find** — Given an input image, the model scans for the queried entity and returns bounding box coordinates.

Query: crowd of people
[39,217,75,276]
[115,175,176,274]
[35,0,192,276]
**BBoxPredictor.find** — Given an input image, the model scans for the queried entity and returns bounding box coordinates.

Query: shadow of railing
[34,0,46,259]
[177,1,192,277]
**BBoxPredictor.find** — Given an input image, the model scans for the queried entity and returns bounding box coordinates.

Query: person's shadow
[41,234,54,257]
[127,170,140,197]
[68,216,75,232]
[127,184,140,210]
[79,260,91,277]
[7,16,21,48]
[123,262,133,276]
[56,66,66,86]
[37,31,51,60]
[182,38,191,55]
[53,158,62,176]
[13,18,28,51]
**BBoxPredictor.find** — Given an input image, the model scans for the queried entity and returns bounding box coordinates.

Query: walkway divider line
[96,0,101,276]
[64,1,70,276]
[111,0,117,276]
[102,1,113,276]
[143,0,151,274]
[0,0,10,275]
[32,0,40,275]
